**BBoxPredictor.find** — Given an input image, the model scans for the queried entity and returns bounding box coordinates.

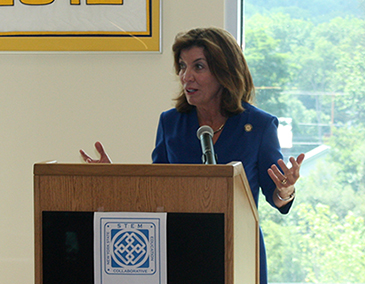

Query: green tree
[245,25,290,117]
[245,0,363,23]
[333,47,365,126]
[247,9,365,284]
[327,127,365,193]
[260,198,365,282]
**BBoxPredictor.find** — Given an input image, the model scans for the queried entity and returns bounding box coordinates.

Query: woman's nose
[182,68,194,82]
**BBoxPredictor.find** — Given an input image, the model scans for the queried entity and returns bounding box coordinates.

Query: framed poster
[0,0,161,52]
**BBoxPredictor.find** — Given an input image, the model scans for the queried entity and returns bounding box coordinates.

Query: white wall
[0,0,226,282]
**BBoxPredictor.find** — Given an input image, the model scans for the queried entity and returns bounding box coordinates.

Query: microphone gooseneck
[196,125,217,164]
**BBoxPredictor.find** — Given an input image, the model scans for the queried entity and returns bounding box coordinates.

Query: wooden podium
[34,162,259,284]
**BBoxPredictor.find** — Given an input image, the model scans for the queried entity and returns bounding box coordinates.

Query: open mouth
[186,88,198,94]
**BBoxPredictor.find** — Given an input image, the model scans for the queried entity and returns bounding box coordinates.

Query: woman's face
[178,46,223,110]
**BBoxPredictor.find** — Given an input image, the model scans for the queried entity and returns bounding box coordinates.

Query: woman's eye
[195,63,204,70]
[179,62,186,70]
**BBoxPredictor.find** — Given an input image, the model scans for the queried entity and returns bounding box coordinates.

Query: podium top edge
[33,162,244,177]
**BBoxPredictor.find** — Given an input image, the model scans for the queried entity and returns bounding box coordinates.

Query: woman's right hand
[80,141,112,163]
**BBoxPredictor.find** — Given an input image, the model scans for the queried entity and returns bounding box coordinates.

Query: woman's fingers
[79,142,111,163]
[268,153,305,188]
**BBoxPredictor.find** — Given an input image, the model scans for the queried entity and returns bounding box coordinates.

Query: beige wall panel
[0,0,225,282]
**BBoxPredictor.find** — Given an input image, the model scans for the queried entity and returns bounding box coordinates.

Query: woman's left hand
[268,153,305,204]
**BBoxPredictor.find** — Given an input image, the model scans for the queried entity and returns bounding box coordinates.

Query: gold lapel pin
[244,124,253,132]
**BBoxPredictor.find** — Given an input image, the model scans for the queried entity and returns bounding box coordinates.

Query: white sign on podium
[94,212,167,284]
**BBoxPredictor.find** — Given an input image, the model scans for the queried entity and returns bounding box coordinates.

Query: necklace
[214,123,225,134]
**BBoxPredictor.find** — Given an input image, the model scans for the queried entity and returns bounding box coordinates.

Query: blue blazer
[152,102,293,284]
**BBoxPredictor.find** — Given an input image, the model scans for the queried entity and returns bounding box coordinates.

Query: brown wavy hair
[172,27,255,115]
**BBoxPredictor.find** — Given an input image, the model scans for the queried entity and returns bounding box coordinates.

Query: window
[243,0,365,283]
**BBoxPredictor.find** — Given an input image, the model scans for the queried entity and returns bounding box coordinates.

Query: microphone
[196,125,217,164]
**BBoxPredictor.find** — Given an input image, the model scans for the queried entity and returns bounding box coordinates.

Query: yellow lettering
[86,0,123,4]
[0,0,124,6]
[20,0,54,4]
[0,0,14,5]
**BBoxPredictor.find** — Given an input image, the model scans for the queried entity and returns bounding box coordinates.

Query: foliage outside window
[244,0,365,282]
